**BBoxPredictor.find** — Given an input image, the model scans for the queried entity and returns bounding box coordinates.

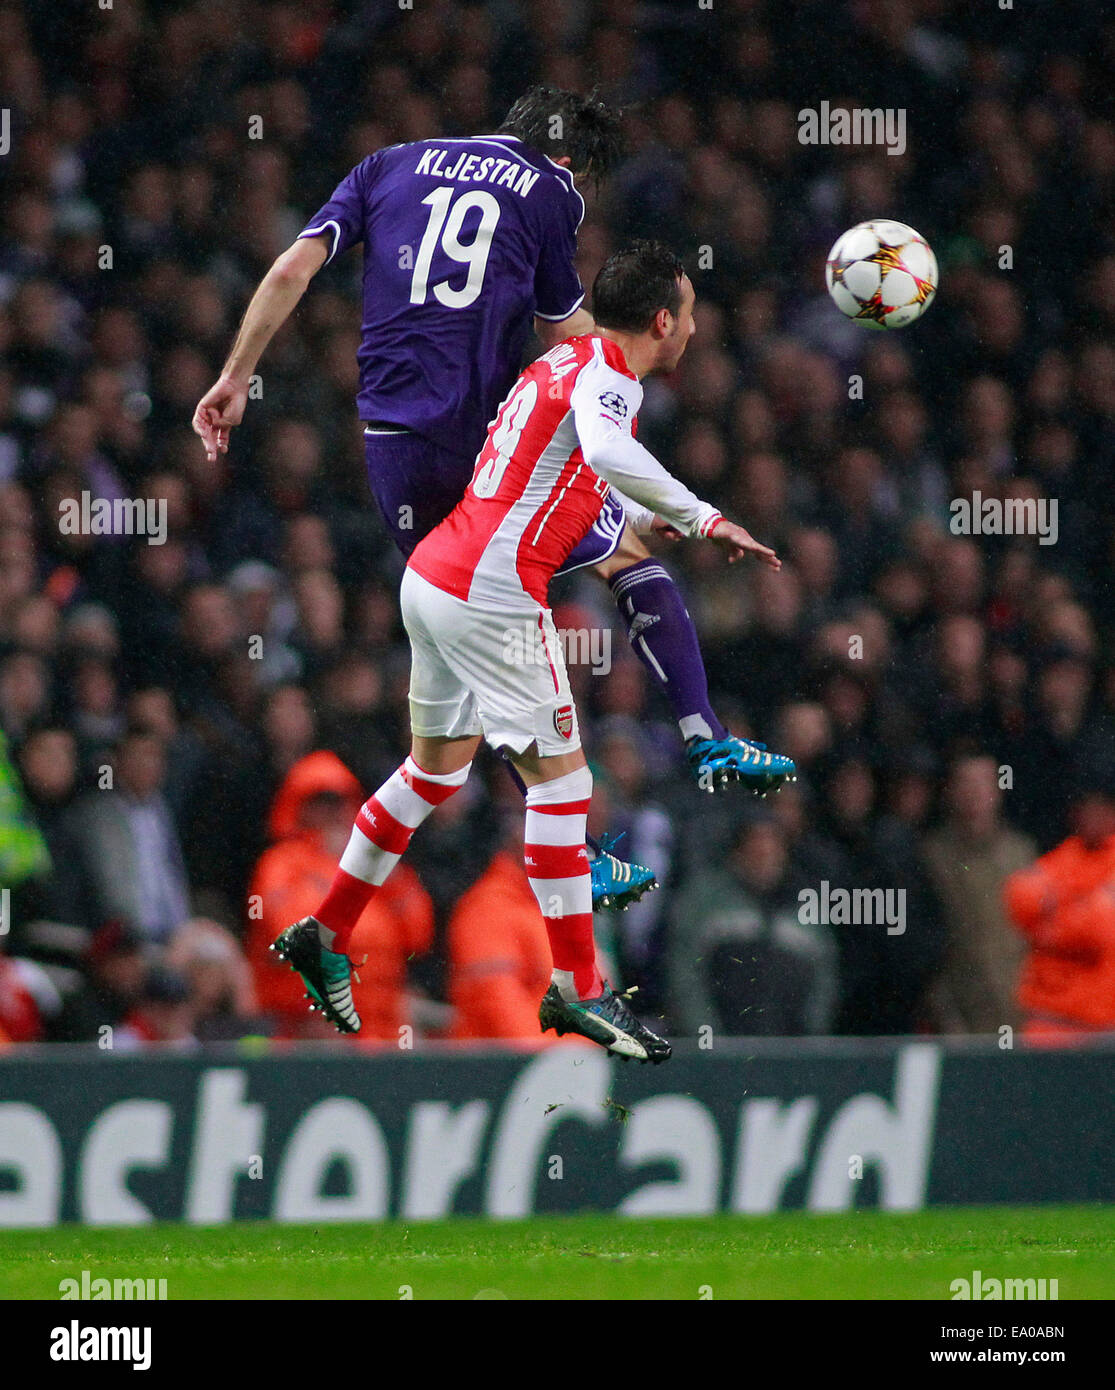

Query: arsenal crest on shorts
[553,704,574,739]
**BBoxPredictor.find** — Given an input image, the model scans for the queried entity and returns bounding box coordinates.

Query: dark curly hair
[591,241,687,333]
[498,85,624,184]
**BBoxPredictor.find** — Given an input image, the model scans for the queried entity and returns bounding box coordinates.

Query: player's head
[498,85,624,184]
[592,241,695,373]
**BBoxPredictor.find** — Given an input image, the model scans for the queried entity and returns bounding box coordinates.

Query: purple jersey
[298,135,585,459]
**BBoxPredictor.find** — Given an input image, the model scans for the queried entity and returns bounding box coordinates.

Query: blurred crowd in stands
[3,0,1115,1046]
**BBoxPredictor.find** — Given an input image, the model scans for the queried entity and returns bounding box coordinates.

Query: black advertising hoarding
[1,1039,1113,1227]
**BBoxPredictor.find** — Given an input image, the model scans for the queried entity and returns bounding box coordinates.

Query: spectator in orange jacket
[444,810,615,1046]
[1003,774,1115,1039]
[246,750,433,1040]
[447,815,555,1043]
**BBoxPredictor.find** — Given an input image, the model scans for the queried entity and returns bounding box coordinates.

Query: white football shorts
[399,567,582,757]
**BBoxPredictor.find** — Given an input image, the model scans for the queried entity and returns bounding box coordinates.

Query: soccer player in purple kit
[193,86,795,934]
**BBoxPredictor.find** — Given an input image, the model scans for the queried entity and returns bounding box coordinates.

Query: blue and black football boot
[539,982,671,1063]
[271,917,361,1034]
[686,734,796,795]
[590,832,657,911]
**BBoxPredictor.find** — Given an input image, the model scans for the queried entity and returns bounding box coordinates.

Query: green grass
[1,1206,1112,1300]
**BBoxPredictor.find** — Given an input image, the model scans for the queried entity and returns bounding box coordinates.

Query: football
[825,219,939,329]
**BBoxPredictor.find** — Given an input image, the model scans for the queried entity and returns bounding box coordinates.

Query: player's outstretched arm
[571,368,780,568]
[192,237,329,461]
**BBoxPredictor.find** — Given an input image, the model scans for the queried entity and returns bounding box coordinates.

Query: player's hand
[708,517,781,570]
[650,515,684,541]
[192,375,249,461]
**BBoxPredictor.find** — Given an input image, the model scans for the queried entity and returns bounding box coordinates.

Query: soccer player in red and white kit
[273,243,783,1059]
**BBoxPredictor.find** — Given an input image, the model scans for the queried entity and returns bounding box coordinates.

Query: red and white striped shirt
[408,334,721,610]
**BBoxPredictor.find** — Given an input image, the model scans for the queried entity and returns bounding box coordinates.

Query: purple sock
[609,559,728,742]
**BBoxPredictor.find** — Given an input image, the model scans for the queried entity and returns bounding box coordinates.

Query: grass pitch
[1,1206,1111,1300]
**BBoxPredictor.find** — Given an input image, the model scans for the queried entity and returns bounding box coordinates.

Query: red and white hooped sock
[313,756,470,952]
[523,766,601,1002]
